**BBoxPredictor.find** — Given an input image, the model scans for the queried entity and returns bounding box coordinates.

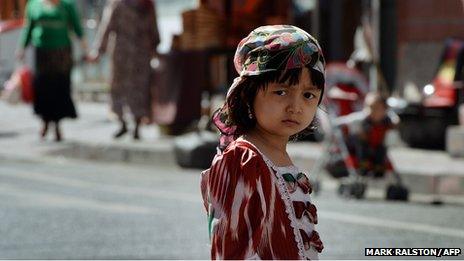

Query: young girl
[201,25,325,260]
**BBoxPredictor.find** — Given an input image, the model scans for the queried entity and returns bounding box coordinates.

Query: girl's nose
[286,94,302,114]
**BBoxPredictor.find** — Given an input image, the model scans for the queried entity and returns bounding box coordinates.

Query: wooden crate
[179,4,225,51]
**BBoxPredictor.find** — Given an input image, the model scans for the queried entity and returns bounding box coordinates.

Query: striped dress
[201,139,323,259]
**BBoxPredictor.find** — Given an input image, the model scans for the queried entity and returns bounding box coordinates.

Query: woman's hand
[79,39,93,62]
[87,50,100,63]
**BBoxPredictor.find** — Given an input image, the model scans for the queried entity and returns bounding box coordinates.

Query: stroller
[313,63,409,200]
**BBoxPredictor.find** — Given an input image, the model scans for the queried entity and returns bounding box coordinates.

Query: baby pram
[313,63,409,200]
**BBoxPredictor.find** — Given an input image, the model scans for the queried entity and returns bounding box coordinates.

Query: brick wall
[398,0,464,42]
[395,0,464,92]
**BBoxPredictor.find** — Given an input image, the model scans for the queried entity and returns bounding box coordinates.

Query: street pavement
[1,100,464,259]
[1,154,464,259]
[0,158,208,259]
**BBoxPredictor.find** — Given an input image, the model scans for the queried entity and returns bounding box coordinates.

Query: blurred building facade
[317,0,464,93]
[395,0,464,92]
[0,0,26,20]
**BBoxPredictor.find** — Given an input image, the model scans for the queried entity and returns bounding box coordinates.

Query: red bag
[18,66,34,103]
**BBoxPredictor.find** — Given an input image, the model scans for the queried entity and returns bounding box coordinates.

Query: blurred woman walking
[17,0,88,141]
[90,0,160,140]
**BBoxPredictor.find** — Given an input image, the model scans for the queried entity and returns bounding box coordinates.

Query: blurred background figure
[16,0,88,142]
[352,92,399,177]
[89,0,160,140]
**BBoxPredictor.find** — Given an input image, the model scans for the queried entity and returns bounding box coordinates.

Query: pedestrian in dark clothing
[17,0,88,141]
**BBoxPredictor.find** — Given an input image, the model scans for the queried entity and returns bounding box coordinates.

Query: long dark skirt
[33,47,77,122]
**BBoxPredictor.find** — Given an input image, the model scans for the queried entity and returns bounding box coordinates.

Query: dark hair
[223,66,325,140]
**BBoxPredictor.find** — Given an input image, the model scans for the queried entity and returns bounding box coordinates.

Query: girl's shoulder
[223,139,262,160]
[211,139,269,174]
[201,139,274,208]
[224,139,258,152]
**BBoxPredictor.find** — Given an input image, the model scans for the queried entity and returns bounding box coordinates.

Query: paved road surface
[1,157,463,259]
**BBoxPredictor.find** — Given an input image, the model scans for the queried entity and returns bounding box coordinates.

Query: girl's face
[252,68,322,138]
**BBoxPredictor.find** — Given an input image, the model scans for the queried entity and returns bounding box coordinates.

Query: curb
[49,139,464,197]
[50,140,177,167]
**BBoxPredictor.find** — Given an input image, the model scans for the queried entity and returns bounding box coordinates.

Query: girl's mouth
[282,119,300,126]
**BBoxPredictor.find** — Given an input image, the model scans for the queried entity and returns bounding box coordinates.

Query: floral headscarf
[214,25,326,150]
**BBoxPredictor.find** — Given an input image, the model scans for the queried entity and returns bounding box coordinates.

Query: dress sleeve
[202,145,270,259]
[20,2,34,48]
[93,0,118,55]
[150,1,160,49]
[65,0,84,38]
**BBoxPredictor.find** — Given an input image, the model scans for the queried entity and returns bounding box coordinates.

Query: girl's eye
[274,90,287,96]
[303,92,316,100]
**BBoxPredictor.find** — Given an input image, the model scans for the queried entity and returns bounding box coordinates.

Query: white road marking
[320,210,464,239]
[0,184,159,214]
[0,167,201,203]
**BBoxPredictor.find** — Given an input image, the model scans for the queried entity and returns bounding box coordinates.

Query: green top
[20,0,84,49]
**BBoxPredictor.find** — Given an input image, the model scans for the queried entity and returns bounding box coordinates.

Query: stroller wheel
[350,182,366,199]
[338,183,348,195]
[386,184,409,201]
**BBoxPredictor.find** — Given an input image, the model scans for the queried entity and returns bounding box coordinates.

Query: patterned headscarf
[214,25,326,149]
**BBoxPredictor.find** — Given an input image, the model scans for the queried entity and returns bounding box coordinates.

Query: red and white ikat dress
[201,139,323,260]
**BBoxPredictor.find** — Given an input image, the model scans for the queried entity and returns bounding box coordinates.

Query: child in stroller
[348,92,399,178]
[316,68,409,200]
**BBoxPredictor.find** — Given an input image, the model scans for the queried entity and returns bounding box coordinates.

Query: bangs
[278,67,325,89]
[245,66,325,92]
[240,66,325,106]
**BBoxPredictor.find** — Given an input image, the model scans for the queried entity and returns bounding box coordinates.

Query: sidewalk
[1,101,464,199]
